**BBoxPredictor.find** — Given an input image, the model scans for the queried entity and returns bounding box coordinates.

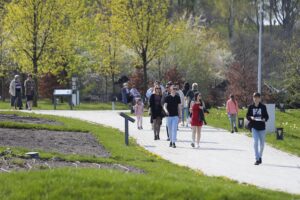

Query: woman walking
[149,86,164,140]
[190,92,204,148]
[226,94,239,133]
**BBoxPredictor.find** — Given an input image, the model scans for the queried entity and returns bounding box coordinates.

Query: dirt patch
[0,128,110,157]
[0,114,63,125]
[0,154,144,174]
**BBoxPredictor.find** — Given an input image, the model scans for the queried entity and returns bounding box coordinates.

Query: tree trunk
[33,60,38,107]
[269,0,273,34]
[228,0,234,40]
[142,51,148,96]
[32,1,38,107]
[112,73,115,94]
[1,77,4,102]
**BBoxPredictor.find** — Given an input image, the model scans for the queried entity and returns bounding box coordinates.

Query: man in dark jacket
[246,92,269,165]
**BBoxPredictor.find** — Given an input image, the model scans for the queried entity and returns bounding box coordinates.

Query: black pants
[14,90,23,109]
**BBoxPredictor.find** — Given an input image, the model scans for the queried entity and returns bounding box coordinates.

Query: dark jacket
[150,94,164,119]
[246,103,269,130]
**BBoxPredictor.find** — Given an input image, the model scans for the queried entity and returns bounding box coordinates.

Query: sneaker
[259,158,262,164]
[169,142,172,147]
[172,143,176,148]
[231,130,234,133]
[167,138,170,141]
[254,160,260,165]
[154,136,157,140]
[234,127,238,132]
[141,127,143,129]
[157,136,160,140]
[191,143,195,148]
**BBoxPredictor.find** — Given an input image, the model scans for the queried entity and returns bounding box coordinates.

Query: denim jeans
[228,114,237,130]
[182,107,188,123]
[252,128,266,161]
[167,116,179,143]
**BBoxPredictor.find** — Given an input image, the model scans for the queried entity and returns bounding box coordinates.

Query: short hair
[14,75,19,79]
[192,83,198,90]
[28,74,32,78]
[253,92,261,98]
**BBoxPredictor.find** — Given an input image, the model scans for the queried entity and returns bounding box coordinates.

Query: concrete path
[30,110,300,194]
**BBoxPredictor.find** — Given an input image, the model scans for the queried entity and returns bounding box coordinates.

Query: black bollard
[119,112,135,146]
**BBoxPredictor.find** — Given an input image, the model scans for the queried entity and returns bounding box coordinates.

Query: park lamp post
[257,1,263,94]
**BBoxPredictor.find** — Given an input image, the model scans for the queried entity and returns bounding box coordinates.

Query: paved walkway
[31,110,300,194]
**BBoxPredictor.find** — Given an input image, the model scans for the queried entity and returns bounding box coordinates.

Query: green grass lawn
[206,108,300,157]
[0,111,298,200]
[0,99,129,110]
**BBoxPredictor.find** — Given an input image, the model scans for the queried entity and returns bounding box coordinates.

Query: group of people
[133,81,207,149]
[9,74,36,110]
[133,80,269,165]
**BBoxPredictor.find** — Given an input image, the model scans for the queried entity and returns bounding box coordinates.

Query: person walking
[24,74,35,110]
[9,75,23,110]
[190,92,204,148]
[186,83,199,124]
[246,92,269,165]
[182,82,190,127]
[121,83,130,104]
[164,84,181,148]
[162,81,172,141]
[226,94,239,133]
[149,86,164,140]
[134,98,144,129]
[175,82,185,127]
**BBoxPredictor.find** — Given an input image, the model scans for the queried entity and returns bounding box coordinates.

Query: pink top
[134,103,144,116]
[226,99,239,114]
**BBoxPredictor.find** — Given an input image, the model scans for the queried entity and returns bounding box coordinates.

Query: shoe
[191,143,195,148]
[154,135,157,140]
[169,142,172,147]
[254,160,260,165]
[167,138,170,141]
[231,130,234,133]
[234,127,238,132]
[259,158,262,164]
[172,143,176,148]
[157,135,160,140]
[141,127,143,129]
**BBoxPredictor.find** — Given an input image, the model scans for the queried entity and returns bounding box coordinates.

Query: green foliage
[283,39,300,107]
[0,111,297,199]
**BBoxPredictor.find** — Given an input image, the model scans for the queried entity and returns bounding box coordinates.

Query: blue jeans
[228,114,237,130]
[252,128,266,161]
[167,116,179,143]
[182,107,188,123]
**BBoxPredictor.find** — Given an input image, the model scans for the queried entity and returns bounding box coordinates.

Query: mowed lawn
[0,99,129,110]
[0,111,298,200]
[206,108,300,157]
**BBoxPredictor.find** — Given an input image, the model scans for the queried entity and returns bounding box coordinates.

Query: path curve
[30,110,300,194]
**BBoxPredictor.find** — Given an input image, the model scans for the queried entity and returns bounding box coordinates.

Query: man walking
[246,92,269,165]
[164,84,181,148]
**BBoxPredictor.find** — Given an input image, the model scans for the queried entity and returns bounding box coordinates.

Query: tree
[271,0,300,37]
[283,39,300,107]
[226,62,256,107]
[4,0,63,105]
[112,0,174,93]
[92,0,121,95]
